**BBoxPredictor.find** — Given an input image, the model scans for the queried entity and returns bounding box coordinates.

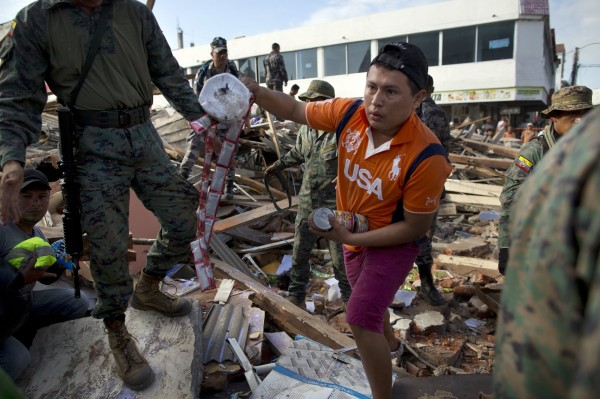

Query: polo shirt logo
[341,130,362,153]
[344,159,383,201]
[389,155,403,181]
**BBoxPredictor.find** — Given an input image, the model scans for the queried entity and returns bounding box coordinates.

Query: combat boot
[224,178,236,200]
[104,316,155,390]
[130,271,191,317]
[417,264,446,306]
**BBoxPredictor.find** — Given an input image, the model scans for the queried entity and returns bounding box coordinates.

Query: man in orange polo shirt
[243,42,451,399]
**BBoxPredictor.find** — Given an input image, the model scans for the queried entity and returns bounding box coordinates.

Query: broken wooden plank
[445,180,502,197]
[214,197,298,233]
[213,279,235,303]
[461,139,519,158]
[435,254,500,278]
[444,193,500,208]
[448,153,512,171]
[237,239,294,254]
[212,257,355,350]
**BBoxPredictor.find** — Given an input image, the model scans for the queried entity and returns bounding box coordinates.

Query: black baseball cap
[21,169,50,191]
[370,42,428,90]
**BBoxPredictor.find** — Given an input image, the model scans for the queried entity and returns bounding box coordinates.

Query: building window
[348,41,371,74]
[324,41,370,76]
[379,35,408,50]
[238,58,256,81]
[281,52,296,81]
[258,55,266,84]
[409,31,439,66]
[298,48,318,79]
[324,44,346,76]
[477,21,514,61]
[443,26,476,65]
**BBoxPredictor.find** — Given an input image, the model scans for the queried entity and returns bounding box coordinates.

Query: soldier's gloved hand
[189,114,213,135]
[498,247,509,275]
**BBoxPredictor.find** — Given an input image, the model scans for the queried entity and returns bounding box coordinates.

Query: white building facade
[173,0,558,129]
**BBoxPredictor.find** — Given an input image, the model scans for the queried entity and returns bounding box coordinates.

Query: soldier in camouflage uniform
[497,86,593,274]
[265,80,351,309]
[186,36,240,198]
[263,42,288,92]
[0,0,209,390]
[415,74,451,306]
[494,107,600,399]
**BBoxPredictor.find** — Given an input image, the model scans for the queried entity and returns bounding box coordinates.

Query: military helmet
[541,85,593,117]
[298,80,335,101]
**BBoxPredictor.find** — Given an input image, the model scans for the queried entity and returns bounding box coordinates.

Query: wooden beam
[213,197,298,233]
[212,257,355,349]
[265,113,282,158]
[445,180,502,197]
[435,254,501,278]
[448,154,512,170]
[445,193,500,208]
[461,139,519,158]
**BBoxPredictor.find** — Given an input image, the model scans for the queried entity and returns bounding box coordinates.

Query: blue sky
[2,0,599,88]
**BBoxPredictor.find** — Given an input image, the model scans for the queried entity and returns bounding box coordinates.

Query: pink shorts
[344,244,419,333]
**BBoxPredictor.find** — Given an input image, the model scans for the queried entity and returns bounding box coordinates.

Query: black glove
[498,247,509,275]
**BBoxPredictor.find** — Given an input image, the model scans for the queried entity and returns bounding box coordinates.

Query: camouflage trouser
[267,82,283,92]
[76,121,198,319]
[415,210,438,268]
[180,125,236,183]
[498,178,521,249]
[288,216,352,302]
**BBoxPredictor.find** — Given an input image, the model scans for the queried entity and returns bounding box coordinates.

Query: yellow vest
[7,237,57,269]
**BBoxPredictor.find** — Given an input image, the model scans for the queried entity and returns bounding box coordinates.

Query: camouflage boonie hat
[298,80,335,101]
[541,85,593,117]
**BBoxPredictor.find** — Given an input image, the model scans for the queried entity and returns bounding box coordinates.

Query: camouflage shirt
[271,126,337,217]
[263,51,288,86]
[418,96,451,153]
[0,0,203,167]
[194,60,240,95]
[494,108,600,399]
[498,124,560,248]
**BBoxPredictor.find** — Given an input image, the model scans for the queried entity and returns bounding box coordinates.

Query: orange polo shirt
[306,98,451,232]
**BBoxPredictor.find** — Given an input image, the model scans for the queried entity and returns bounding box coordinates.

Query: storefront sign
[433,87,545,104]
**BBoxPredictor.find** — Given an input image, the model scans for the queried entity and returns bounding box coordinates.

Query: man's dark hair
[291,84,299,91]
[272,43,280,50]
[425,75,434,94]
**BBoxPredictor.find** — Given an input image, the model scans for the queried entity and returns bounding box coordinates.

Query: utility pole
[570,47,579,85]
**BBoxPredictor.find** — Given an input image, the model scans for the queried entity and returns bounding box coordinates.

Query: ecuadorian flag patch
[8,20,16,37]
[515,155,533,173]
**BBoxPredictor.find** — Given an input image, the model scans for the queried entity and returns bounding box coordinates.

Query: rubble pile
[23,105,520,396]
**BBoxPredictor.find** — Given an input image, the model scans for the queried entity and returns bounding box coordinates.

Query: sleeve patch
[515,155,533,173]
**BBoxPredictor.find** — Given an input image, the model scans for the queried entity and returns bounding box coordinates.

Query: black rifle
[57,107,83,298]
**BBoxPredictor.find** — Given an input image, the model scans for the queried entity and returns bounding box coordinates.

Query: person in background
[264,42,288,92]
[289,84,300,99]
[521,122,536,144]
[0,0,210,390]
[265,80,352,310]
[494,107,600,399]
[190,36,241,198]
[243,42,451,399]
[497,85,593,274]
[0,170,89,381]
[415,74,451,306]
[503,125,516,139]
[194,36,240,96]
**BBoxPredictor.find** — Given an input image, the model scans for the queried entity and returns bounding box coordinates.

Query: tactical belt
[73,106,150,128]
